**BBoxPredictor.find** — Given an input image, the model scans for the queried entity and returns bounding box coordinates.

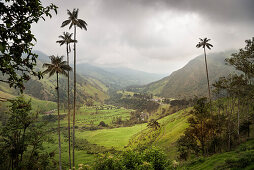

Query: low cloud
[33,0,254,74]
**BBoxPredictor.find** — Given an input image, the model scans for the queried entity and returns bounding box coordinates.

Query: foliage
[106,91,159,112]
[147,119,160,130]
[177,98,229,158]
[93,147,171,170]
[42,55,72,77]
[141,147,170,170]
[225,37,254,79]
[99,121,108,127]
[181,139,254,170]
[0,0,57,91]
[0,96,54,169]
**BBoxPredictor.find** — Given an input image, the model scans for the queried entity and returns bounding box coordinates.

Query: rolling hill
[0,51,109,104]
[141,50,237,99]
[76,63,165,89]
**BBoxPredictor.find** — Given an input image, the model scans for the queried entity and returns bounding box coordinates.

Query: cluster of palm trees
[43,9,87,170]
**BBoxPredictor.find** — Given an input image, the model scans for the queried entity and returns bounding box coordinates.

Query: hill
[76,63,165,89]
[0,51,109,104]
[142,50,237,99]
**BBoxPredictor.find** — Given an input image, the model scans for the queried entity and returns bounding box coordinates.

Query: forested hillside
[142,51,236,98]
[0,51,109,104]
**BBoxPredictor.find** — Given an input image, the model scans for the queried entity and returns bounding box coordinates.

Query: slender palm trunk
[67,44,71,169]
[72,25,77,168]
[237,98,240,136]
[57,72,62,170]
[204,48,212,104]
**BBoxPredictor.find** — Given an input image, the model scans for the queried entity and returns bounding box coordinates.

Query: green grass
[42,104,138,167]
[77,124,145,150]
[43,132,96,169]
[0,91,56,113]
[128,107,192,160]
[180,139,254,170]
[155,108,191,159]
[23,94,57,112]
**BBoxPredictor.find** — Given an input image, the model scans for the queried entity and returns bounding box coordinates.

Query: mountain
[34,50,165,89]
[141,50,237,99]
[76,63,165,89]
[0,51,109,104]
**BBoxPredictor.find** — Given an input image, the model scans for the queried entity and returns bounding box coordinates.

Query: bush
[122,150,142,169]
[137,162,153,170]
[142,147,171,170]
[99,121,108,127]
[92,147,171,170]
[94,154,123,170]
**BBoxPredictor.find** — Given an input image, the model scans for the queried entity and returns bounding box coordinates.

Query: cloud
[32,0,254,74]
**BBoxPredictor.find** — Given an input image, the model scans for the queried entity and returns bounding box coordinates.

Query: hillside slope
[0,51,109,104]
[142,51,236,98]
[76,63,165,89]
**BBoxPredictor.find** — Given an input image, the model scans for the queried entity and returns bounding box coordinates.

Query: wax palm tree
[42,55,72,170]
[61,8,87,167]
[56,32,76,168]
[196,38,213,103]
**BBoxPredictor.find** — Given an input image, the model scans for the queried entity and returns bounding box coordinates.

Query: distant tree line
[106,91,159,112]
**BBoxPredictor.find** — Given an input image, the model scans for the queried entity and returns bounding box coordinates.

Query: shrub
[122,150,142,169]
[99,121,108,127]
[94,154,123,170]
[142,147,171,170]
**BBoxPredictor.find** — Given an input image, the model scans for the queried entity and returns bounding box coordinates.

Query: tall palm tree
[42,55,72,170]
[56,32,76,169]
[61,8,87,167]
[196,38,213,104]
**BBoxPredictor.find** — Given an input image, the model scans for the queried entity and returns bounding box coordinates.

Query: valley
[1,2,254,168]
[1,48,254,169]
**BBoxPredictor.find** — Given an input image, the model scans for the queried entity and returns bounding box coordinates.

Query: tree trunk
[237,98,240,136]
[204,48,212,105]
[67,44,71,169]
[72,25,77,168]
[57,72,62,170]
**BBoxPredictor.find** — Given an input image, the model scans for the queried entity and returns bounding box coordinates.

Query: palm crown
[42,55,72,77]
[56,32,76,51]
[196,38,213,50]
[61,9,88,30]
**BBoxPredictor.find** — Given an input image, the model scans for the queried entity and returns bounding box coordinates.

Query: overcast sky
[32,0,254,74]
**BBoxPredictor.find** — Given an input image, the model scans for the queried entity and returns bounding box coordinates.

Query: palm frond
[49,69,56,77]
[77,19,88,30]
[74,8,79,18]
[61,19,71,28]
[42,63,53,68]
[67,9,72,17]
[42,68,52,75]
[69,22,74,29]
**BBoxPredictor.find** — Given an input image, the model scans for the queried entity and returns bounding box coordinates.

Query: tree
[196,38,213,104]
[61,8,88,166]
[56,32,76,168]
[42,55,72,170]
[225,37,254,82]
[0,0,57,92]
[147,119,160,130]
[0,96,54,169]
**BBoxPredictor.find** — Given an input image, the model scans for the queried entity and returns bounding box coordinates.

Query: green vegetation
[0,0,57,91]
[0,97,56,169]
[180,139,254,170]
[42,55,72,169]
[141,51,236,99]
[1,0,254,169]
